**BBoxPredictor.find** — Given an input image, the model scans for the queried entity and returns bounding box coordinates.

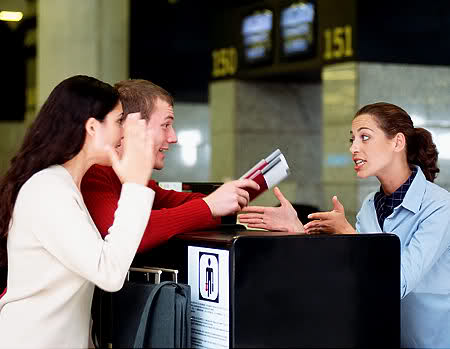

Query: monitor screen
[280,1,316,58]
[241,9,273,64]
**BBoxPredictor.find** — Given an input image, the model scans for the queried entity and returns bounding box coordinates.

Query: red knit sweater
[80,165,220,253]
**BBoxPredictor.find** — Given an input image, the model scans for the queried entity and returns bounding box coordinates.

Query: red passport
[240,149,290,201]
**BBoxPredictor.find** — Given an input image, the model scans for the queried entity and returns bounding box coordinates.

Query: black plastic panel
[232,234,400,348]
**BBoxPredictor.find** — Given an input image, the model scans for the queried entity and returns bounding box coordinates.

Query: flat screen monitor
[280,1,316,58]
[241,8,273,64]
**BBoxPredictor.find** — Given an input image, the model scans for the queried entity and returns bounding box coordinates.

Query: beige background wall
[37,0,129,106]
[0,0,129,176]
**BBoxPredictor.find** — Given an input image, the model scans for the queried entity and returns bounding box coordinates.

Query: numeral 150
[212,47,238,78]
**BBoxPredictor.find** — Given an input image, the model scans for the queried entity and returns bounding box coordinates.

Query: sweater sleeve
[81,165,220,253]
[29,176,154,292]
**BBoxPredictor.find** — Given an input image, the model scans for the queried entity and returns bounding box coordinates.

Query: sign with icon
[188,246,229,348]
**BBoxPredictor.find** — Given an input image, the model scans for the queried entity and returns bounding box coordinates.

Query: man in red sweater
[81,79,259,253]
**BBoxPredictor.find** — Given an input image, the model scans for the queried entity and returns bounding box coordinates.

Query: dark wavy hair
[0,75,119,285]
[355,102,439,182]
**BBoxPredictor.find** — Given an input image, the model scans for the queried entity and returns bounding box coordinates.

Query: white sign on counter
[188,246,229,349]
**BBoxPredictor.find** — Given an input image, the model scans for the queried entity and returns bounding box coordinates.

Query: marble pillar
[210,79,323,209]
[37,0,129,106]
[0,0,129,175]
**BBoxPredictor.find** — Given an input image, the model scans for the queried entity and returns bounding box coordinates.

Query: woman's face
[93,101,124,166]
[349,114,397,179]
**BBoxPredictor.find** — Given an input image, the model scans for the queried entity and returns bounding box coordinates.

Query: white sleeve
[29,181,154,292]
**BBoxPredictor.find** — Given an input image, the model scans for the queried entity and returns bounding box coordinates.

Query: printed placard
[188,246,229,349]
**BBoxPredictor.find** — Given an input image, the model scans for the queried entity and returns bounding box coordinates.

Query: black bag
[91,267,191,348]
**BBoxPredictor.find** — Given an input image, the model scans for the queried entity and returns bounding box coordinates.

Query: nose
[168,127,177,144]
[349,140,358,154]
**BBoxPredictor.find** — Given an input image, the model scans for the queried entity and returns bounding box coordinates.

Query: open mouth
[354,159,366,170]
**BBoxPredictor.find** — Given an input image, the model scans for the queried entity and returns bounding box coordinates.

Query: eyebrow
[350,127,374,134]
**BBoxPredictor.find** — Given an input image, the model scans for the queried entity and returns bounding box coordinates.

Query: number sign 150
[212,47,238,78]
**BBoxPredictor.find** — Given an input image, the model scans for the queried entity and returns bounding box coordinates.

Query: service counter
[134,227,400,348]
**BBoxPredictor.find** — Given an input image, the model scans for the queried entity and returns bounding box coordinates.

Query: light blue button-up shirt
[356,166,450,348]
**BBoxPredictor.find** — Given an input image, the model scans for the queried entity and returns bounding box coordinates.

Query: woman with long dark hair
[240,102,450,348]
[0,75,158,348]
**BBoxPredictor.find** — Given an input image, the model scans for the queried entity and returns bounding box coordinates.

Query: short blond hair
[114,79,174,120]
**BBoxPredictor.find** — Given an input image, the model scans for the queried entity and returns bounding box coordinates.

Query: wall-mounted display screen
[241,9,273,64]
[212,0,356,80]
[280,1,316,58]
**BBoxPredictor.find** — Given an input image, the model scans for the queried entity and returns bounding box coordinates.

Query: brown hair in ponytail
[354,102,439,182]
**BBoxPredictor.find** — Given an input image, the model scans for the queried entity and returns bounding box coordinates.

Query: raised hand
[303,196,356,234]
[239,187,304,232]
[202,179,260,218]
[106,113,158,185]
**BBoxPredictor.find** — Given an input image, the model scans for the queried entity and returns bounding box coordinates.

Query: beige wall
[37,0,129,107]
[322,62,358,225]
[0,0,129,176]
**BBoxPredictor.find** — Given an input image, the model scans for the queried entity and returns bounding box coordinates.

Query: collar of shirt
[370,165,426,215]
[376,166,417,208]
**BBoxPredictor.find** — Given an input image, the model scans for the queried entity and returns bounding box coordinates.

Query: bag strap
[91,287,103,348]
[133,281,179,348]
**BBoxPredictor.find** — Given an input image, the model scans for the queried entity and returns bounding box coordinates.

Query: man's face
[147,97,177,170]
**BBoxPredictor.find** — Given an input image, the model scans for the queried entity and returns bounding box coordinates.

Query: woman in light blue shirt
[240,102,450,348]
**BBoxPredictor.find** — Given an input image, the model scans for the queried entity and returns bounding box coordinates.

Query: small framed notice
[188,246,230,349]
